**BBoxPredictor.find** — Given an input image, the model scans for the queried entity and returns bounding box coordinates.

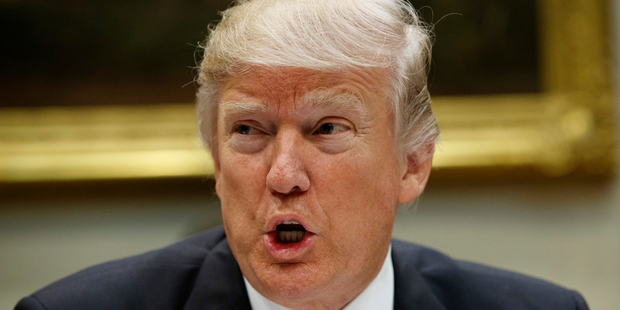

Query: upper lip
[266,215,314,234]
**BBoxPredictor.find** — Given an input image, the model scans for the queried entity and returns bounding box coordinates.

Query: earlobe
[398,154,433,204]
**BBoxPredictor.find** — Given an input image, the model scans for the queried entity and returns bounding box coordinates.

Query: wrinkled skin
[213,67,432,309]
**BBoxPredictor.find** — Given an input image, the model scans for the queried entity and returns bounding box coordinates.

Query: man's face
[214,67,426,308]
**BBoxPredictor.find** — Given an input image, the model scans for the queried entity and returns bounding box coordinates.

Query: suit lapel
[183,236,252,310]
[182,234,445,309]
[392,240,447,310]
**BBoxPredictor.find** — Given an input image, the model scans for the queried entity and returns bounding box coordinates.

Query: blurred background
[1,0,619,309]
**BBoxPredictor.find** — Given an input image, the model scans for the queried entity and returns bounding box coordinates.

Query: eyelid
[313,118,353,134]
[234,124,254,135]
[232,121,264,135]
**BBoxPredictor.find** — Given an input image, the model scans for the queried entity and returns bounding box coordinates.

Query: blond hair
[197,0,438,163]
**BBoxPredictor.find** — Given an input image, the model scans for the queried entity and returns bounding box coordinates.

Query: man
[16,0,588,309]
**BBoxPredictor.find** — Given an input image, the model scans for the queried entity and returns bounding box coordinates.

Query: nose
[266,130,310,195]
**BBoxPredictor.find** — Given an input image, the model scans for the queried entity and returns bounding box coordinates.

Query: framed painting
[0,0,613,182]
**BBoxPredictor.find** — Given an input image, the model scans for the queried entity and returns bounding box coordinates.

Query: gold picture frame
[0,0,614,182]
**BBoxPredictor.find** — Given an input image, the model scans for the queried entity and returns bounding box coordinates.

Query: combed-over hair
[196,0,439,164]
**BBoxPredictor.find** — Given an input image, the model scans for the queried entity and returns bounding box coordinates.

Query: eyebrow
[298,89,368,119]
[219,100,268,117]
[218,89,369,121]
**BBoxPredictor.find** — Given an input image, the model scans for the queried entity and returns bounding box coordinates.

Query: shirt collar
[244,244,394,310]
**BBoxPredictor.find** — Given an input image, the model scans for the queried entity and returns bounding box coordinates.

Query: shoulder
[391,239,589,310]
[15,226,229,310]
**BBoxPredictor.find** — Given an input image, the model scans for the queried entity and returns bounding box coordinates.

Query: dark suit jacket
[15,226,589,310]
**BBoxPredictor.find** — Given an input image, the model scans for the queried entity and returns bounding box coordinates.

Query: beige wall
[2,5,620,310]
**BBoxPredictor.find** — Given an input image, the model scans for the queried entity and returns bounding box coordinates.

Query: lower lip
[264,231,316,260]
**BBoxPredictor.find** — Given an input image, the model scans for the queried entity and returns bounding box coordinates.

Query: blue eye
[318,123,334,134]
[237,125,252,134]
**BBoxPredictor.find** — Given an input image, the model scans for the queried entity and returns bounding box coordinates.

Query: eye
[313,122,349,135]
[310,120,354,154]
[237,124,252,134]
[234,124,260,135]
[318,123,334,134]
[229,123,268,154]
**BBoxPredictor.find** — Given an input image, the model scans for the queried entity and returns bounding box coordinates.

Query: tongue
[278,230,305,243]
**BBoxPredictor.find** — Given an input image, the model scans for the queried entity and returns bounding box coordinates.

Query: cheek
[218,154,269,254]
[311,153,398,269]
[217,152,268,218]
[220,146,267,185]
[312,151,400,219]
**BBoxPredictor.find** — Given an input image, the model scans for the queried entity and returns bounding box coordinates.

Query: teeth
[276,221,306,243]
[277,230,305,243]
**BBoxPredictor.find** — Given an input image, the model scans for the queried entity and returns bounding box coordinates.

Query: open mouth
[276,221,306,243]
[265,218,315,259]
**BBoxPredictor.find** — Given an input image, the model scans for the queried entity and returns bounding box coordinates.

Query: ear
[398,153,433,204]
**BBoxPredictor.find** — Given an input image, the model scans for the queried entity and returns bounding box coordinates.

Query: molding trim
[0,0,614,182]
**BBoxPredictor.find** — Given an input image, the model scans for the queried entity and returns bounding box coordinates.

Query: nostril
[266,168,309,195]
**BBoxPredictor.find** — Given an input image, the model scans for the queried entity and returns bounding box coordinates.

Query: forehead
[218,67,391,114]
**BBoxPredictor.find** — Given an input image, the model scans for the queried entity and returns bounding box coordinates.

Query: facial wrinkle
[298,89,368,121]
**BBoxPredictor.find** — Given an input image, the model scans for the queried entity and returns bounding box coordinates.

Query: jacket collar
[183,233,252,310]
[392,239,447,310]
[183,232,444,310]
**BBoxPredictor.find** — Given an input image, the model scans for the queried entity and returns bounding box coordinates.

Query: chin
[253,260,336,302]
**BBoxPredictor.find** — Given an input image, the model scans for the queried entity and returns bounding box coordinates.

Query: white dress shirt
[244,244,394,310]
